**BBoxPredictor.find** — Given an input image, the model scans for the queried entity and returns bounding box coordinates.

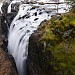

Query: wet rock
[18,13,30,20]
[0,14,2,35]
[0,12,18,74]
[6,12,17,27]
[1,2,9,14]
[0,47,18,75]
[30,6,36,10]
[34,18,38,21]
[0,2,19,75]
[0,2,9,37]
[34,12,37,16]
[27,29,49,75]
[0,14,8,37]
[0,35,18,75]
[0,36,4,48]
[27,30,30,33]
[39,12,43,15]
[23,13,30,19]
[0,2,18,36]
[11,2,20,13]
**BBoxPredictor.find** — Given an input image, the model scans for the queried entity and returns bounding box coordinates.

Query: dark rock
[30,6,36,10]
[34,12,37,16]
[0,2,17,37]
[27,30,30,33]
[6,12,17,27]
[11,2,20,13]
[34,18,39,21]
[27,31,51,75]
[18,13,30,20]
[19,27,24,30]
[0,2,19,75]
[23,13,30,19]
[18,17,22,20]
[0,35,18,75]
[1,14,8,37]
[0,14,2,35]
[39,12,43,15]
[0,2,18,36]
[0,36,4,48]
[1,2,9,14]
[0,2,9,37]
[0,48,18,75]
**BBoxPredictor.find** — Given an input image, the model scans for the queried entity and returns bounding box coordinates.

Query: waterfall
[8,0,68,75]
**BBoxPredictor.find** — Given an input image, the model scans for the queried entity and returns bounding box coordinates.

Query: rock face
[0,35,18,75]
[28,12,75,75]
[0,1,17,52]
[27,27,53,75]
[0,48,18,75]
[1,2,9,14]
[27,31,49,75]
[1,2,18,36]
[0,2,18,75]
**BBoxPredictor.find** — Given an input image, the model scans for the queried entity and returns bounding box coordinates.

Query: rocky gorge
[0,0,75,75]
[0,1,18,75]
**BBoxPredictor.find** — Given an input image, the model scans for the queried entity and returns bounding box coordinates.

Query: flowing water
[7,0,68,75]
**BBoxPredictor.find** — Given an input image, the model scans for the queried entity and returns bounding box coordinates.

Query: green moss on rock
[28,12,75,75]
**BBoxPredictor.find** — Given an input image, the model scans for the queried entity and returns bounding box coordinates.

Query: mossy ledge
[28,12,75,75]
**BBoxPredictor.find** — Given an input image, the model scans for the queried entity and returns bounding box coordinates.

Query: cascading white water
[8,0,68,75]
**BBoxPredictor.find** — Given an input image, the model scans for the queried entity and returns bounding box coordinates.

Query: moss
[37,12,75,75]
[28,11,75,75]
[70,21,75,26]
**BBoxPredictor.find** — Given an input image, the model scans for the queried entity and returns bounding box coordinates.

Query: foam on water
[8,0,68,75]
[8,3,52,75]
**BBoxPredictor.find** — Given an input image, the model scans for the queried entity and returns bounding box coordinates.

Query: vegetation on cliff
[40,12,75,74]
[28,12,75,75]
